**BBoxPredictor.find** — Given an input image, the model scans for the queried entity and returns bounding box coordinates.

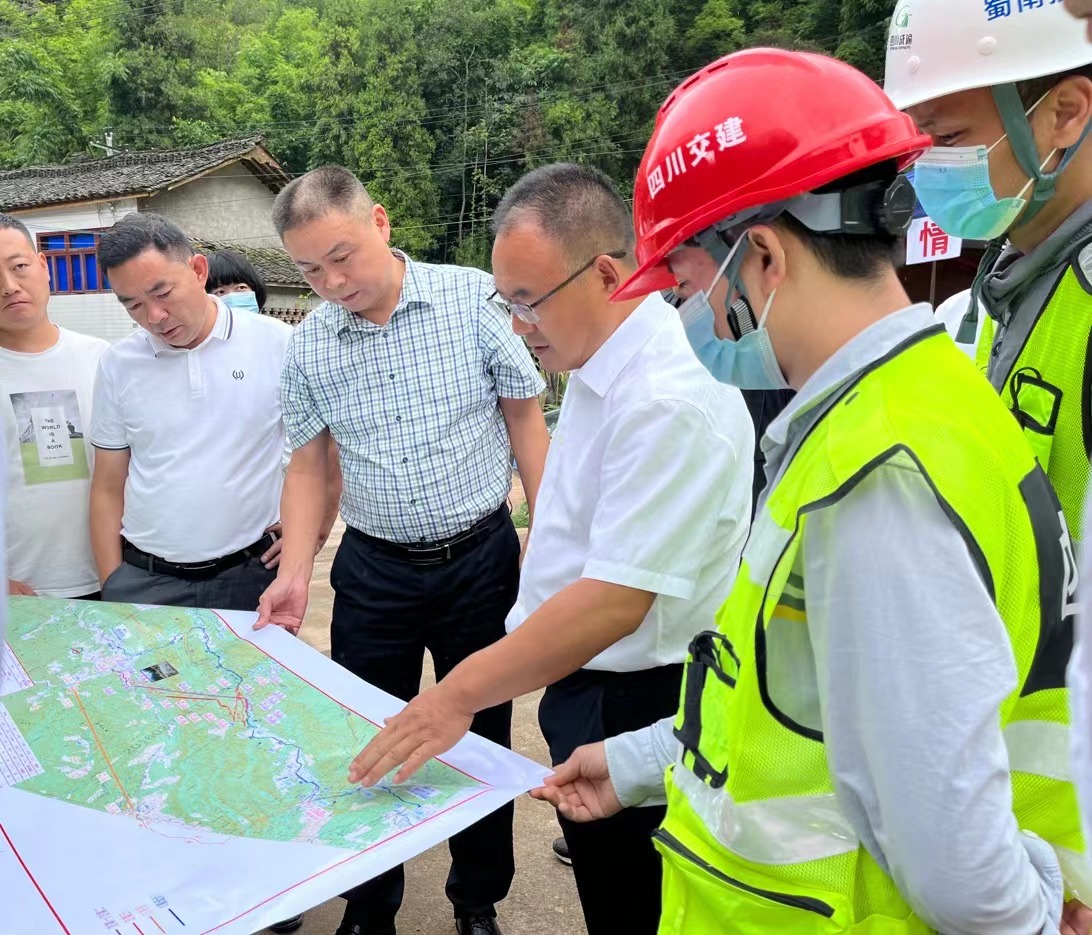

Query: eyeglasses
[487,250,628,324]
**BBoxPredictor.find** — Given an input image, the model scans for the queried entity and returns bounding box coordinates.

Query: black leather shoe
[268,916,304,934]
[551,835,572,866]
[455,915,503,935]
[334,921,396,935]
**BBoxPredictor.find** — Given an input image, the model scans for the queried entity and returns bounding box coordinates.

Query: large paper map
[0,598,545,935]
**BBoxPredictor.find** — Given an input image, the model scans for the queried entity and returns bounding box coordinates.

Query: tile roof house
[0,137,314,341]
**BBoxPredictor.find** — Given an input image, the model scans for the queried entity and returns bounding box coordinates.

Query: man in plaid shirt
[256,166,548,935]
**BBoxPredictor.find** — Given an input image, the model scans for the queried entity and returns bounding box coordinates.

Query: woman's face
[210,282,254,298]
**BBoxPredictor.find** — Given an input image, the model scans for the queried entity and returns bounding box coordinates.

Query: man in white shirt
[0,213,108,599]
[89,213,311,624]
[346,163,755,935]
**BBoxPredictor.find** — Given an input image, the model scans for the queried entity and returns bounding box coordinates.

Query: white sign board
[906,216,962,266]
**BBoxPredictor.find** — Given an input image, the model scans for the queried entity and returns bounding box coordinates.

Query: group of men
[6,1,1092,934]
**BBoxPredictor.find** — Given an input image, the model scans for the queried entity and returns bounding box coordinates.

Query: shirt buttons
[396,415,402,422]
[388,373,395,380]
[402,457,408,464]
[410,499,417,505]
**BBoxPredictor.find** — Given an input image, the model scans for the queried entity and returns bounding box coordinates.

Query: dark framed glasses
[488,250,628,324]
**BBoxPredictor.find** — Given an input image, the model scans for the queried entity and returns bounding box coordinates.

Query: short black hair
[98,212,194,273]
[491,163,636,265]
[1017,64,1092,111]
[204,249,267,310]
[272,166,373,237]
[777,161,902,281]
[0,213,35,250]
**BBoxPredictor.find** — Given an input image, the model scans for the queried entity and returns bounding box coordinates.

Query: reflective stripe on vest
[975,258,1092,540]
[660,329,1087,934]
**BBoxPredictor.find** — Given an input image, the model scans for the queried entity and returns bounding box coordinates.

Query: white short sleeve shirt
[507,293,755,672]
[1,327,108,596]
[90,300,292,562]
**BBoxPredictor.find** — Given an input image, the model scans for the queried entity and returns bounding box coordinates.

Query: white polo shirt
[90,299,292,563]
[507,293,755,672]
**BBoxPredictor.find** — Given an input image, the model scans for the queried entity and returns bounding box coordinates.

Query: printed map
[1,598,482,849]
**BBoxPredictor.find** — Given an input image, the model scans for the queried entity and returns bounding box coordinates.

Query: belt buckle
[405,540,453,564]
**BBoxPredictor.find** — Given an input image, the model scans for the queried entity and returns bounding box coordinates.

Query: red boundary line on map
[0,823,72,934]
[212,611,489,785]
[2,638,31,686]
[201,785,494,934]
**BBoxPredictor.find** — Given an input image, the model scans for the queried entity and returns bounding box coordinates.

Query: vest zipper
[652,829,836,918]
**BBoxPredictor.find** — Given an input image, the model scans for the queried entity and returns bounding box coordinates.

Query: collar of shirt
[333,249,434,336]
[571,293,671,398]
[144,296,233,357]
[762,303,937,464]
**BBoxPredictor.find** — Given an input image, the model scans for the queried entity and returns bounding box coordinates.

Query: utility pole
[89,129,119,157]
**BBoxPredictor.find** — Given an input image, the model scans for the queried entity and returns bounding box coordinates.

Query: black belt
[122,533,276,581]
[347,504,509,565]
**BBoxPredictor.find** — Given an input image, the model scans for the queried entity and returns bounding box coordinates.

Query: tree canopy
[0,0,899,262]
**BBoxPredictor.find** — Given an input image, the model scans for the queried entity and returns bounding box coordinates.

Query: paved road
[280,478,587,935]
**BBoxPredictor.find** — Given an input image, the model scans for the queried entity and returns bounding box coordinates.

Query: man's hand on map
[530,742,622,823]
[7,579,35,596]
[260,523,284,570]
[254,574,309,635]
[348,683,475,786]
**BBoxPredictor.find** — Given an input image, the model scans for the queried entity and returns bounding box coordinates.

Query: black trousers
[539,664,684,935]
[331,509,519,925]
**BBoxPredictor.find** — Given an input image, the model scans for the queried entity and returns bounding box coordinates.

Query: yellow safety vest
[658,326,1087,933]
[975,252,1092,541]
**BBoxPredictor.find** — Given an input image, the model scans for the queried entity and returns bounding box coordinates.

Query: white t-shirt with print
[1,326,109,596]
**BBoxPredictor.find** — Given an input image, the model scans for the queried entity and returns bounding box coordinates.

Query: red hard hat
[615,48,931,301]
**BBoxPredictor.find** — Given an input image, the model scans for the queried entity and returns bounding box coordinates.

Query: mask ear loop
[992,84,1092,226]
[756,288,778,330]
[703,234,746,301]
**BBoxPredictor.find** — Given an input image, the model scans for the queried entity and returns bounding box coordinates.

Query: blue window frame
[36,230,110,294]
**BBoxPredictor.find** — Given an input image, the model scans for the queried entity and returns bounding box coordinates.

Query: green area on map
[2,598,481,848]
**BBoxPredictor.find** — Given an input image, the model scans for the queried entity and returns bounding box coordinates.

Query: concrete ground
[279,478,587,935]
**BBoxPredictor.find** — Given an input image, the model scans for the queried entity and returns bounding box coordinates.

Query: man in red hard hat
[534,48,1092,933]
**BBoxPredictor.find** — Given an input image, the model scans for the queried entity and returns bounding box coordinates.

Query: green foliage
[0,0,899,262]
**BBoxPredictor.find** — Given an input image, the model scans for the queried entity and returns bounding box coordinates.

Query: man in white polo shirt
[0,213,109,599]
[89,213,309,633]
[348,164,755,935]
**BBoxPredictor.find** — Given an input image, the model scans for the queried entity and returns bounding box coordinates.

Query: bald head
[491,163,635,265]
[272,166,375,237]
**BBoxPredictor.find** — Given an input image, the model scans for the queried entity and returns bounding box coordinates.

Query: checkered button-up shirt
[282,251,545,543]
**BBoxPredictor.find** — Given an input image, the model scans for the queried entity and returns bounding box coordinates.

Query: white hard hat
[884,0,1092,111]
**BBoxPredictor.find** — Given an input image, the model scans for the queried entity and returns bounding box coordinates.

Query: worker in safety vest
[885,0,1092,544]
[533,48,1092,934]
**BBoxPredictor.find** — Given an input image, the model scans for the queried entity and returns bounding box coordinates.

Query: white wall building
[0,137,315,341]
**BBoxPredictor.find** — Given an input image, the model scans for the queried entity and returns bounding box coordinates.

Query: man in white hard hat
[885,1,1092,551]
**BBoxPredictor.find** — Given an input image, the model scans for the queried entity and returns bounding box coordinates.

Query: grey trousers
[101,556,276,612]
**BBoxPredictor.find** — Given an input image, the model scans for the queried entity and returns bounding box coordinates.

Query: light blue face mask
[220,290,261,314]
[678,235,789,391]
[911,90,1060,242]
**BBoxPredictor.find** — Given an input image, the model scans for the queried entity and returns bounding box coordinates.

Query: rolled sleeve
[583,399,739,600]
[605,716,678,809]
[478,298,545,400]
[89,359,127,450]
[280,335,326,450]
